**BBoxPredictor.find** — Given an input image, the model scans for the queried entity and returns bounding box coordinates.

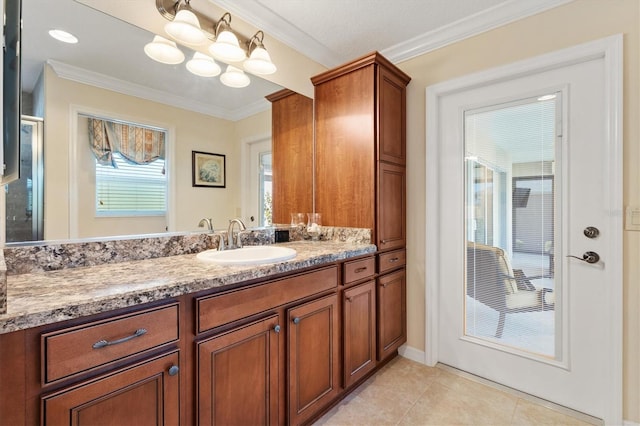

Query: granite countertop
[0,241,376,334]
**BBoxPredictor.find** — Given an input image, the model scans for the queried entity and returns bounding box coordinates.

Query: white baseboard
[624,421,640,426]
[398,344,426,364]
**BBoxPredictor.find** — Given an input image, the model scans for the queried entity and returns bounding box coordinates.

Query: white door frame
[425,35,623,424]
[240,133,271,226]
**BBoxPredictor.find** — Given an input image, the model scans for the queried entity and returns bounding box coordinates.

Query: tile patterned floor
[314,356,594,426]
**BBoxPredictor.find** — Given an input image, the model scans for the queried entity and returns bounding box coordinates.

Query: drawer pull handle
[389,257,399,263]
[168,365,179,376]
[274,324,281,333]
[354,267,368,273]
[292,317,301,325]
[92,328,147,349]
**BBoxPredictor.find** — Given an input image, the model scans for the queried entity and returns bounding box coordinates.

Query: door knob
[566,251,600,264]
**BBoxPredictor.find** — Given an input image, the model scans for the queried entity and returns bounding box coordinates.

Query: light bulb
[244,46,277,75]
[220,65,250,88]
[209,30,246,62]
[144,35,185,64]
[165,9,207,45]
[186,52,221,77]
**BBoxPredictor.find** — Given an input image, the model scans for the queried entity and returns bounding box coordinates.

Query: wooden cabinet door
[197,315,281,426]
[377,162,406,251]
[377,65,407,165]
[314,65,376,229]
[343,280,376,388]
[42,351,180,425]
[377,269,407,361]
[268,89,314,224]
[288,294,340,425]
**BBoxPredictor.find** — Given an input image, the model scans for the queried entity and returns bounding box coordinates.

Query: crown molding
[47,60,267,121]
[211,0,343,68]
[212,0,572,67]
[383,0,574,63]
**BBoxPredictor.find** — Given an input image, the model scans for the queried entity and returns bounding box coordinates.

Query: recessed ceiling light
[48,29,78,44]
[537,94,557,101]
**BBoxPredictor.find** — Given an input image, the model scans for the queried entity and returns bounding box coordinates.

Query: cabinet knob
[168,365,179,376]
[292,317,300,325]
[273,324,281,333]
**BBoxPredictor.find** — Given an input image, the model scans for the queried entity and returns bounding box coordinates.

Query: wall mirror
[4,0,318,245]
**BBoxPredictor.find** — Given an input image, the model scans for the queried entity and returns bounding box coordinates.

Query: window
[95,153,166,216]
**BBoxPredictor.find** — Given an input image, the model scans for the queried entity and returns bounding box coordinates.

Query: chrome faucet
[198,218,213,232]
[226,218,247,250]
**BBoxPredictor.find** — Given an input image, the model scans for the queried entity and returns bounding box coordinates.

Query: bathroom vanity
[0,232,406,425]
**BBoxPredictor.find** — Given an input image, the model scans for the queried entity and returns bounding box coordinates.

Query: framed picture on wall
[192,151,226,188]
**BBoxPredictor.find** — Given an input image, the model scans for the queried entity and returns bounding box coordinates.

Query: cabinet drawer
[378,249,406,274]
[42,303,179,383]
[343,257,375,285]
[197,265,338,333]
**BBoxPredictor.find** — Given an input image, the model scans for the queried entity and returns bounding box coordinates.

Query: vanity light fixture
[48,29,78,44]
[164,2,207,46]
[244,31,277,75]
[186,52,221,77]
[150,0,278,87]
[220,65,250,88]
[144,35,185,65]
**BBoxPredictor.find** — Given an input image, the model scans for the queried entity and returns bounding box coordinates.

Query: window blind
[96,152,166,216]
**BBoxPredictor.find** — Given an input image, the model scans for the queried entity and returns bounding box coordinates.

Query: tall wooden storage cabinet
[313,52,410,363]
[312,52,410,252]
[266,89,314,225]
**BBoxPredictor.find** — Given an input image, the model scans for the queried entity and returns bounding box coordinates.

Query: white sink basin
[196,246,297,266]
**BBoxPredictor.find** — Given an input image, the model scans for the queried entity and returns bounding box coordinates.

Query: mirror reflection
[6,0,289,244]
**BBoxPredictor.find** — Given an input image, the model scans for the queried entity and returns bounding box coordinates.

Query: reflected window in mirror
[96,153,166,217]
[88,116,167,218]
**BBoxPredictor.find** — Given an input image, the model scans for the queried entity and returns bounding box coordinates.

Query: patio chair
[466,242,554,338]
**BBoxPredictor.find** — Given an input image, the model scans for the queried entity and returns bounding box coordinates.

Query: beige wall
[398,0,640,420]
[44,66,271,239]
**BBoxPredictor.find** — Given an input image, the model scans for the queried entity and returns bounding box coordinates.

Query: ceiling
[21,0,570,121]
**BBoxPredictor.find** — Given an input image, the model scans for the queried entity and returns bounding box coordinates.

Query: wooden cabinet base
[197,315,280,426]
[42,351,180,425]
[288,294,340,426]
[377,269,407,361]
[343,280,377,388]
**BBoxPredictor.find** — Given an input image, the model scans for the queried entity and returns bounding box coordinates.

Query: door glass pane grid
[463,95,558,359]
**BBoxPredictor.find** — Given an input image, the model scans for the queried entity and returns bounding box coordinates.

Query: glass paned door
[464,95,558,358]
[5,117,44,242]
[259,151,272,226]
